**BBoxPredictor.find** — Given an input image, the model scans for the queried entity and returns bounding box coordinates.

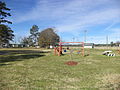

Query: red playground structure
[54,42,84,56]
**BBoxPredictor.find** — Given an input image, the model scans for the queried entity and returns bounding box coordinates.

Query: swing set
[54,42,84,56]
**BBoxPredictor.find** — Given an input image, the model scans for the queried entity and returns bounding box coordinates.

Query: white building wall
[84,46,93,48]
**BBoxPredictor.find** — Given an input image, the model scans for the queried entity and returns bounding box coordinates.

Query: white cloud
[56,8,120,32]
[11,0,120,43]
[12,0,120,31]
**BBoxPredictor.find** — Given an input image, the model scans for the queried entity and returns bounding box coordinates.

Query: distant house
[9,44,28,48]
[84,43,94,48]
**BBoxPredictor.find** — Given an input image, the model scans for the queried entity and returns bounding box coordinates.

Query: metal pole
[106,35,108,49]
[73,37,75,42]
[84,30,87,43]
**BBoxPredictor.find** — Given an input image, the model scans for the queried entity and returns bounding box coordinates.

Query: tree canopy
[0,24,14,47]
[29,25,39,46]
[38,28,60,47]
[0,1,13,48]
[20,37,33,46]
[0,1,12,24]
[20,25,39,47]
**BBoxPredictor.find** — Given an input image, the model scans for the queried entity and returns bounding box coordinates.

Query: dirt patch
[65,61,78,66]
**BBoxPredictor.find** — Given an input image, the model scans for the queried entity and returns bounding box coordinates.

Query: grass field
[0,48,120,90]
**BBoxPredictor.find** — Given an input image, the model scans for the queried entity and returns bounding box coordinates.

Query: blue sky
[2,0,120,44]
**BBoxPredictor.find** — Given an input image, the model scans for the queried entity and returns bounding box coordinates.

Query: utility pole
[84,30,87,43]
[73,37,75,42]
[106,35,109,49]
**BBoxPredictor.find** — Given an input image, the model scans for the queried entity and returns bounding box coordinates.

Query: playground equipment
[102,51,115,56]
[54,42,84,56]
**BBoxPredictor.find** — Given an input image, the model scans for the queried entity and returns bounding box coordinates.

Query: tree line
[0,1,60,48]
[21,25,60,48]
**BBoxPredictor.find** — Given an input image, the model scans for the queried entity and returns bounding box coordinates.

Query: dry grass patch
[97,74,120,89]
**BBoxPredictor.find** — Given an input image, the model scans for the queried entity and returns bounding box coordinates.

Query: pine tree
[29,25,39,46]
[0,1,12,24]
[0,24,14,47]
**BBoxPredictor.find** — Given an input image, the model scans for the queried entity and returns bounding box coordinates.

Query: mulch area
[117,50,120,54]
[65,61,78,66]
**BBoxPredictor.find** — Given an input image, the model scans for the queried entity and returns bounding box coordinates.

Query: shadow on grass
[0,63,11,66]
[0,50,49,66]
[0,54,45,63]
[0,50,50,55]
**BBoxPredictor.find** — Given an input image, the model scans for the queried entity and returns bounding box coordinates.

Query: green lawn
[0,48,120,90]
